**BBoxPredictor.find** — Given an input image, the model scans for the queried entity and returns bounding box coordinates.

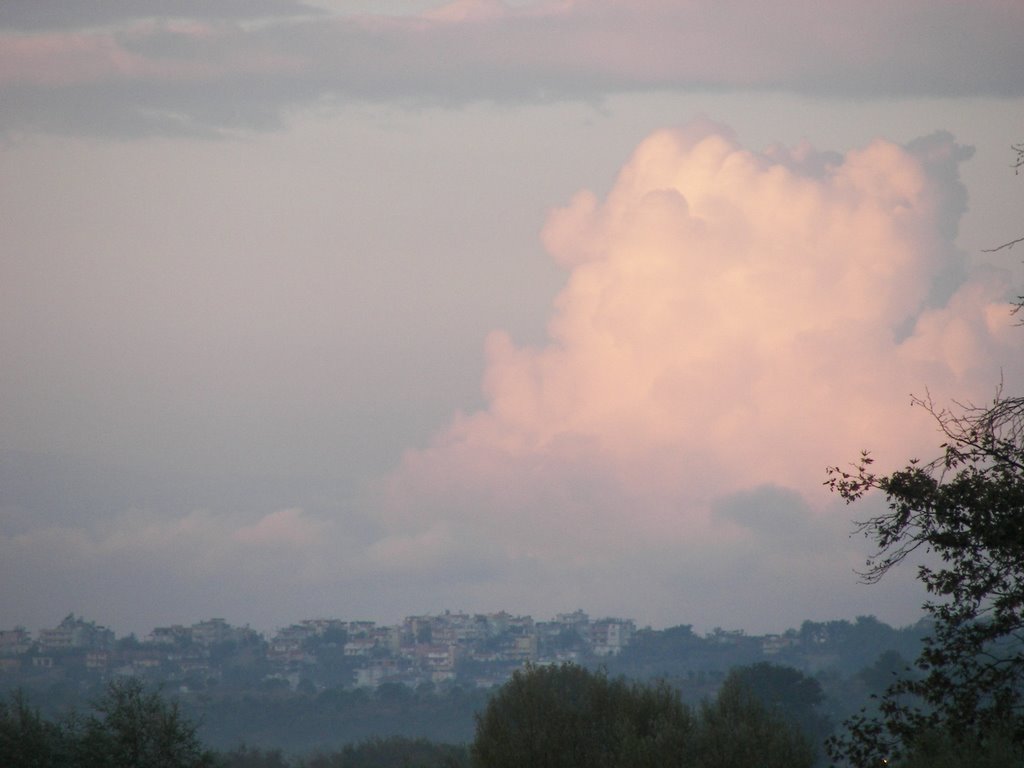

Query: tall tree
[724,663,829,744]
[471,663,814,768]
[826,390,1024,765]
[1,681,215,768]
[827,142,1024,765]
[471,664,695,768]
[693,675,814,768]
[73,678,216,768]
[0,689,70,768]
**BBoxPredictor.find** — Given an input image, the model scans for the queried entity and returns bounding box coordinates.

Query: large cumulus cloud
[375,122,1021,629]
[3,122,1020,634]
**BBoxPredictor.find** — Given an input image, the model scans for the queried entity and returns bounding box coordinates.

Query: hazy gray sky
[2,0,1022,637]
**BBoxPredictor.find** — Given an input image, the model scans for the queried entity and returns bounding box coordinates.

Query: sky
[1,0,1023,638]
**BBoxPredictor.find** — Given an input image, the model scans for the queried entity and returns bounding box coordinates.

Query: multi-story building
[190,618,260,648]
[190,619,233,647]
[0,609,643,690]
[0,627,32,656]
[38,614,114,653]
[590,618,636,656]
[149,625,192,646]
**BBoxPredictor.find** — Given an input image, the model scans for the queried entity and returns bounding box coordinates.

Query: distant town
[1,610,935,752]
[1,611,642,691]
[0,609,923,695]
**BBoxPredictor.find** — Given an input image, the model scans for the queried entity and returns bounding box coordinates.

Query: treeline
[0,619,940,767]
[3,613,1013,766]
[606,615,926,682]
[0,679,471,768]
[6,663,1020,767]
[0,614,931,753]
[0,678,216,768]
[471,664,813,768]
[0,666,818,768]
[0,624,930,759]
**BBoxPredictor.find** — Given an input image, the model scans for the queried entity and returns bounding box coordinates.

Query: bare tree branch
[981,236,1024,253]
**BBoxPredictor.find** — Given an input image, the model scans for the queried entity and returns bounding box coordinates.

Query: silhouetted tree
[1,680,215,768]
[826,390,1024,765]
[471,664,694,768]
[0,689,71,768]
[855,650,915,696]
[471,663,815,768]
[724,663,828,744]
[981,143,1024,279]
[693,675,815,768]
[898,725,1024,767]
[73,677,216,768]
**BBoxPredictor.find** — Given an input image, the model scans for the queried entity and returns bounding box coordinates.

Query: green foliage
[896,726,1024,768]
[74,677,216,768]
[0,689,72,768]
[855,650,915,696]
[723,663,829,744]
[800,616,922,674]
[471,663,814,768]
[694,676,815,768]
[607,624,762,682]
[472,664,694,768]
[1,680,215,768]
[827,393,1024,764]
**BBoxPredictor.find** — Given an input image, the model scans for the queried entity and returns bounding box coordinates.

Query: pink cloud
[424,0,510,22]
[374,123,1020,624]
[418,126,1010,491]
[233,508,324,548]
